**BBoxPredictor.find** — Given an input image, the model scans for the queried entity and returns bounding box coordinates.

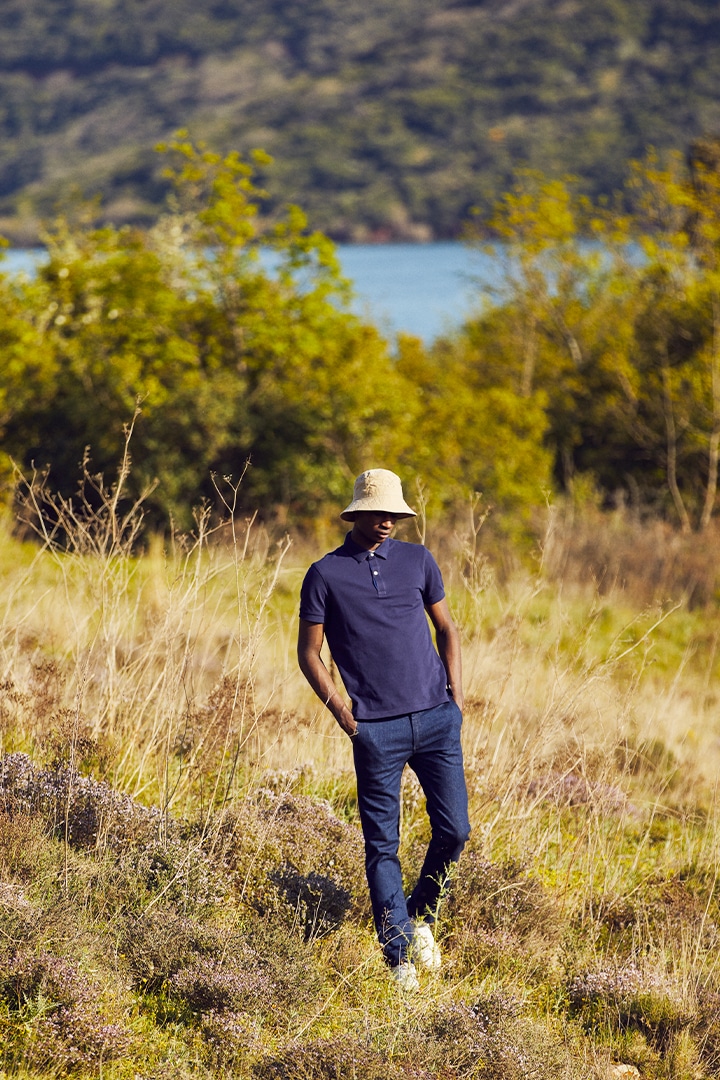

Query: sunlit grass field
[2,483,720,1079]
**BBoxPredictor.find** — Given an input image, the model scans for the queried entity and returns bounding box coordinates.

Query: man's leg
[352,715,414,967]
[406,699,470,922]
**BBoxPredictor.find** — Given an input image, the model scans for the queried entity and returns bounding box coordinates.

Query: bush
[0,751,162,848]
[447,849,554,938]
[213,791,368,927]
[403,996,587,1080]
[0,950,129,1074]
[568,962,693,1052]
[252,1036,409,1080]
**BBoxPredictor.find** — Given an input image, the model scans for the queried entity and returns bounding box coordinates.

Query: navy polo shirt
[299,533,450,719]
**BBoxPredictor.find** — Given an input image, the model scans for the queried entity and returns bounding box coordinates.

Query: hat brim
[340,504,416,522]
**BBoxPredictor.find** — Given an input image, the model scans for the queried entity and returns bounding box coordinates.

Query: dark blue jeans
[352,698,470,966]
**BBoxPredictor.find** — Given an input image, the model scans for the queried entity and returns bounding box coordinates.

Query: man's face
[351,511,398,550]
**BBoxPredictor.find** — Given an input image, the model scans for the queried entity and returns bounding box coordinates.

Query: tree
[463,171,626,493]
[458,157,720,531]
[1,138,420,529]
[0,244,57,491]
[611,149,720,530]
[396,333,552,537]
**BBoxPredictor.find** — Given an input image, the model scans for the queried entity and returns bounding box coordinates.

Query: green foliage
[396,333,553,527]
[0,252,56,479]
[10,133,720,534]
[0,135,559,533]
[453,148,720,530]
[0,139,420,526]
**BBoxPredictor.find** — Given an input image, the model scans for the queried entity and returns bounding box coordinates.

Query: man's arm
[297,618,357,737]
[426,598,464,712]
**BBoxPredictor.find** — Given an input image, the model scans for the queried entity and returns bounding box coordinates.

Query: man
[298,468,470,991]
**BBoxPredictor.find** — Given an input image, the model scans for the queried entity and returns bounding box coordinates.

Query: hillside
[0,0,720,241]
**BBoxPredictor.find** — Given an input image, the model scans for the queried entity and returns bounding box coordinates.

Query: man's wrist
[448,685,464,710]
[336,704,357,735]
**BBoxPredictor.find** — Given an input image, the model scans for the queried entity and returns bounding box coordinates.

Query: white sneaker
[410,922,442,971]
[390,960,420,992]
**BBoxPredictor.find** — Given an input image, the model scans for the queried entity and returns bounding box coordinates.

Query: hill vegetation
[0,0,719,241]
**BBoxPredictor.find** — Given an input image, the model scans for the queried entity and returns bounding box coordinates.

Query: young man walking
[298,469,470,990]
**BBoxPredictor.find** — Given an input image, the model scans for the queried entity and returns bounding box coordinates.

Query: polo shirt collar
[343,532,391,562]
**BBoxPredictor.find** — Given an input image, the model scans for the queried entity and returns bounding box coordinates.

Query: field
[2,483,720,1079]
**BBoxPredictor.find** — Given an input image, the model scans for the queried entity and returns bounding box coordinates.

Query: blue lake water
[2,242,501,343]
[337,242,499,341]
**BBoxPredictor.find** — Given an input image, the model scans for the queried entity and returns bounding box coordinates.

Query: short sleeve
[299,564,328,623]
[422,549,445,606]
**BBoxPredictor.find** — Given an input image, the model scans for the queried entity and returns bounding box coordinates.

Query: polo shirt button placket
[368,552,387,596]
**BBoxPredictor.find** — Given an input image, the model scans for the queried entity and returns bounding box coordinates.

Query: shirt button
[373,570,378,575]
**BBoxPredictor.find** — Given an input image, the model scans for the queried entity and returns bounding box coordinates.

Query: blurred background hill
[1,0,719,243]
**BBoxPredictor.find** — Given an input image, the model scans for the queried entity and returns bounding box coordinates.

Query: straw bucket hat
[340,469,416,521]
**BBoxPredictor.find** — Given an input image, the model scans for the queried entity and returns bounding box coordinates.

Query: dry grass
[2,475,720,1077]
